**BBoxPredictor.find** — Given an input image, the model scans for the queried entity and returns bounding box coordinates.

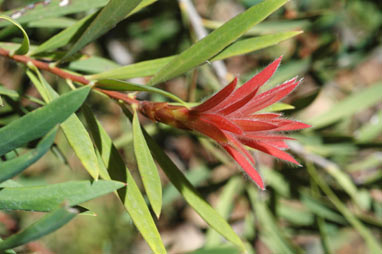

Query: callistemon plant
[137,56,311,189]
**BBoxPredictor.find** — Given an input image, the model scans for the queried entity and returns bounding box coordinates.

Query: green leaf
[87,31,298,80]
[27,17,76,28]
[205,176,244,247]
[27,70,100,179]
[69,56,121,74]
[0,0,108,27]
[149,0,288,85]
[96,79,187,106]
[0,86,90,156]
[0,15,29,54]
[0,128,56,183]
[87,56,174,80]
[247,185,303,254]
[306,163,382,252]
[122,106,245,250]
[30,12,98,56]
[82,106,166,254]
[63,0,142,60]
[211,31,302,61]
[133,110,162,218]
[0,180,124,211]
[0,206,78,251]
[309,83,382,129]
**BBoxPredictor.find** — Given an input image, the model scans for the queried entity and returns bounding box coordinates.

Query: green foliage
[0,0,381,253]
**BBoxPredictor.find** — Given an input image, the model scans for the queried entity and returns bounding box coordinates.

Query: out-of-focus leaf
[187,245,241,254]
[27,69,100,179]
[211,31,302,61]
[0,15,29,54]
[263,102,294,112]
[248,185,303,254]
[27,17,76,28]
[82,106,166,254]
[0,128,56,183]
[205,176,244,246]
[69,56,121,74]
[30,12,98,55]
[0,206,78,251]
[132,110,162,218]
[87,56,173,80]
[277,200,314,226]
[63,0,142,60]
[0,0,108,27]
[356,111,382,142]
[309,83,382,129]
[301,192,346,224]
[0,180,124,211]
[87,31,298,80]
[0,180,23,188]
[149,0,288,85]
[306,163,382,252]
[96,79,187,106]
[0,86,90,156]
[163,165,210,206]
[203,19,310,35]
[122,106,245,250]
[262,167,290,197]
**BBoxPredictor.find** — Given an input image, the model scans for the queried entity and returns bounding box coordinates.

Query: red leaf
[239,138,300,165]
[222,144,264,190]
[250,113,281,119]
[218,87,259,115]
[235,78,299,116]
[189,119,227,142]
[219,56,282,109]
[270,119,312,131]
[191,77,237,113]
[202,113,243,134]
[234,119,277,132]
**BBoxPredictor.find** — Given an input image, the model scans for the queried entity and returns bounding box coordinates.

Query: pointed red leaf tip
[218,56,283,109]
[191,77,237,113]
[223,144,265,190]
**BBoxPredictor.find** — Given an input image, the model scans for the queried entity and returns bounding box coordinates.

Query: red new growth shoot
[138,56,311,190]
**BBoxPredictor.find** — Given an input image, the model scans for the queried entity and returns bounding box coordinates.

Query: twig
[0,48,139,106]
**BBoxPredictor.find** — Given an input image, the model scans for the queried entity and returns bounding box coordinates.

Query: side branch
[0,48,138,105]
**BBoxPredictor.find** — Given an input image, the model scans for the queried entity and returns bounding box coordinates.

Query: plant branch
[0,47,139,106]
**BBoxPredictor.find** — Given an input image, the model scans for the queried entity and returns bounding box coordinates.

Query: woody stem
[0,47,139,106]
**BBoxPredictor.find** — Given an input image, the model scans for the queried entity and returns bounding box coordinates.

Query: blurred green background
[0,0,381,253]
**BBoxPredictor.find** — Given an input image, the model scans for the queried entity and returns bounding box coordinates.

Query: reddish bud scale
[138,57,311,190]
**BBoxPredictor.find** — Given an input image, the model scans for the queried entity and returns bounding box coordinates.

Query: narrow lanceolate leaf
[0,86,90,156]
[63,0,142,60]
[96,79,187,106]
[133,111,162,218]
[31,12,98,55]
[211,31,302,61]
[0,128,56,183]
[309,82,382,129]
[149,0,288,85]
[0,180,124,211]
[0,15,29,54]
[205,177,244,246]
[248,186,303,254]
[87,31,297,80]
[82,106,166,254]
[27,70,100,179]
[0,206,78,251]
[122,106,245,250]
[0,0,108,27]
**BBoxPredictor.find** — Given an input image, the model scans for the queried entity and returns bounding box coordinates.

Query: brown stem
[0,47,139,105]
